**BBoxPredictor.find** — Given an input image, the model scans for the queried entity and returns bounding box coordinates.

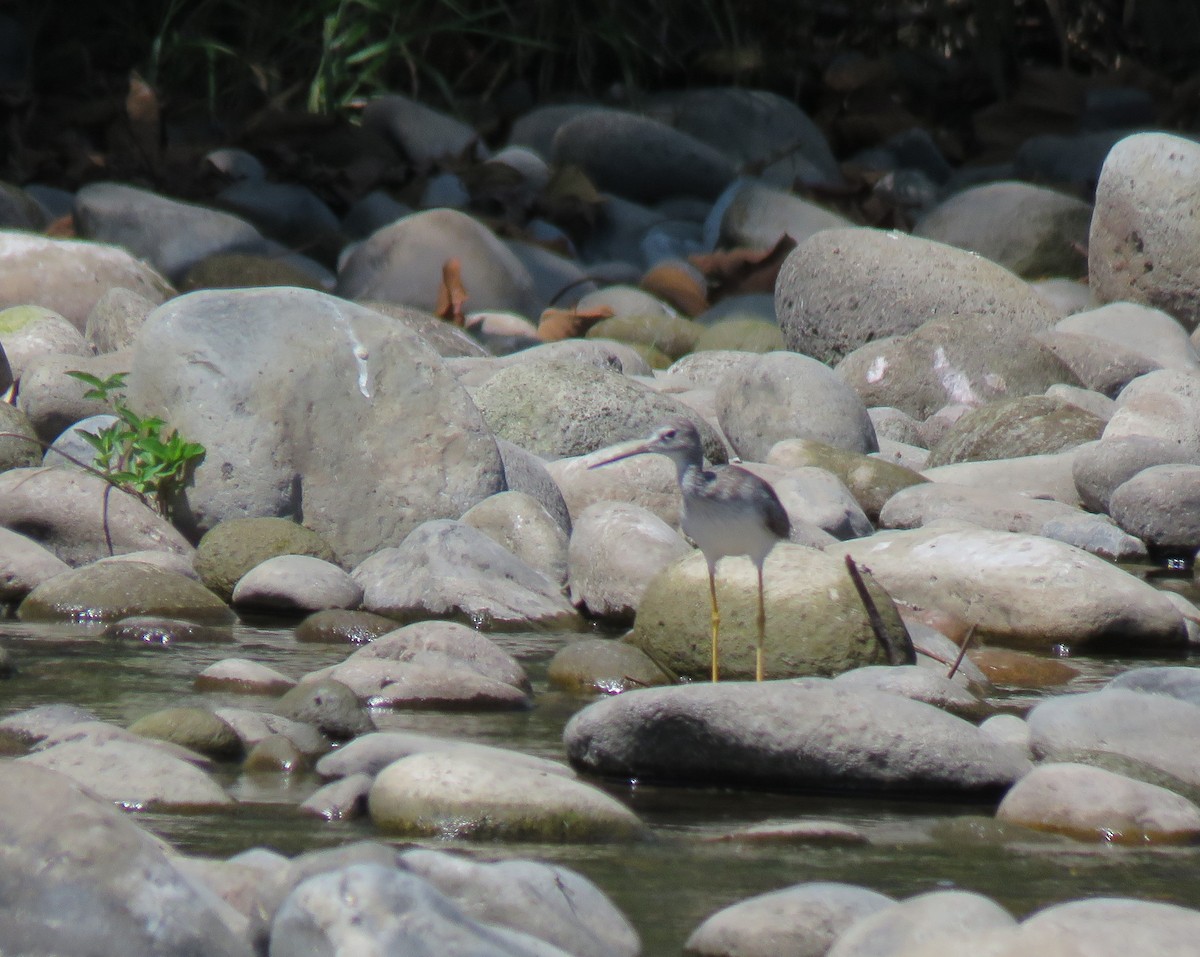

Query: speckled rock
[194,517,338,602]
[294,608,397,644]
[461,491,569,588]
[777,227,1058,366]
[1109,463,1200,551]
[926,395,1104,466]
[1089,132,1200,330]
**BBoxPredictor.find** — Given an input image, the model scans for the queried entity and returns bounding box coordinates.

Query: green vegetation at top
[66,371,205,519]
[32,0,1200,121]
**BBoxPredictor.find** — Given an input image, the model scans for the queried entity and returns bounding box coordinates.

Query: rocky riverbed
[3,88,1200,956]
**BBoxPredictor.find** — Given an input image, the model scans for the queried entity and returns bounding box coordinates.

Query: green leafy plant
[65,371,205,518]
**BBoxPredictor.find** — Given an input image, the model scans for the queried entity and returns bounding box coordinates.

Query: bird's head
[588,416,705,471]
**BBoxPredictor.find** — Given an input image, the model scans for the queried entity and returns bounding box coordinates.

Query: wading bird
[590,417,790,681]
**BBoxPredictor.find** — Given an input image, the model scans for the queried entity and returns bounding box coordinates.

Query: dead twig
[844,554,916,666]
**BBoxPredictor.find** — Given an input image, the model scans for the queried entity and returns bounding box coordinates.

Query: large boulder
[629,546,892,681]
[563,681,1029,795]
[0,763,252,957]
[124,287,505,566]
[0,231,172,330]
[777,227,1058,365]
[842,523,1185,651]
[1089,133,1200,330]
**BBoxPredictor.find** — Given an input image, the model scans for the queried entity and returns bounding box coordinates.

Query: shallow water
[3,616,1200,955]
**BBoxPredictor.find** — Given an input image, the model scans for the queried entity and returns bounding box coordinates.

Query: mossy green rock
[547,638,674,695]
[0,403,40,471]
[18,562,233,624]
[695,318,784,353]
[195,517,338,602]
[181,253,326,292]
[368,750,645,842]
[295,608,397,644]
[129,706,243,758]
[631,546,892,681]
[927,395,1106,467]
[587,311,701,360]
[767,438,927,521]
[0,304,59,334]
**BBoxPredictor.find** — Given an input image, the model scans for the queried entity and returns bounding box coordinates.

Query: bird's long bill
[587,442,655,469]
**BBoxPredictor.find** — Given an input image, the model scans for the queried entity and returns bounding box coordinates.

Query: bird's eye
[662,429,676,439]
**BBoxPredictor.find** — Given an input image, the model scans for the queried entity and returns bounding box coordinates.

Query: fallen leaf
[125,71,160,169]
[640,262,709,317]
[537,305,614,342]
[689,234,798,301]
[434,258,469,326]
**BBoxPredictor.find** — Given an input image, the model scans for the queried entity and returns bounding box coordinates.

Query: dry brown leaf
[688,234,798,301]
[125,71,161,168]
[537,305,614,342]
[44,214,75,238]
[640,262,709,317]
[434,258,469,326]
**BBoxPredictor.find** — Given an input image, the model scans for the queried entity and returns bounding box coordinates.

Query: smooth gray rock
[271,679,373,740]
[75,182,266,284]
[0,526,70,601]
[399,849,640,957]
[566,501,690,621]
[0,231,172,330]
[715,351,878,459]
[0,703,97,747]
[996,898,1200,957]
[211,707,329,756]
[1090,133,1200,330]
[1109,463,1200,550]
[879,481,1145,561]
[913,181,1091,279]
[996,762,1200,842]
[1056,302,1200,372]
[1027,688,1200,799]
[353,520,580,629]
[0,304,89,382]
[495,437,573,533]
[921,448,1083,505]
[1037,328,1161,397]
[299,772,373,820]
[125,287,505,565]
[0,763,252,957]
[232,554,363,612]
[470,359,725,461]
[716,178,850,249]
[744,464,874,540]
[778,227,1058,366]
[826,890,1015,957]
[546,638,673,696]
[462,491,569,588]
[337,208,538,317]
[368,751,644,841]
[1103,368,1200,454]
[269,864,567,957]
[564,681,1029,794]
[685,881,893,957]
[316,731,572,781]
[363,94,486,165]
[842,523,1184,650]
[1108,666,1200,706]
[17,736,232,807]
[195,658,296,695]
[831,665,989,721]
[14,350,128,441]
[552,109,735,203]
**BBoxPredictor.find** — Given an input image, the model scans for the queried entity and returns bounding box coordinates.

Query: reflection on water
[3,617,1200,956]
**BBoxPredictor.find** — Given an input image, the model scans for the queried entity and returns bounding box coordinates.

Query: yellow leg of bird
[755,564,766,682]
[708,564,720,683]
